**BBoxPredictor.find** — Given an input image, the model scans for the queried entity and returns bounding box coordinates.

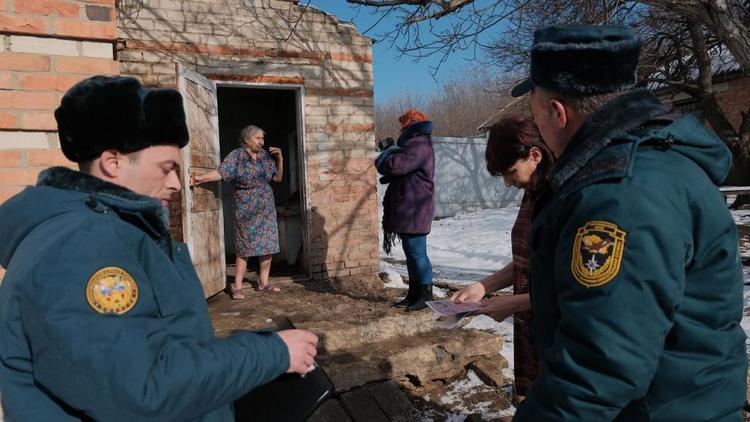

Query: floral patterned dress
[219,148,280,257]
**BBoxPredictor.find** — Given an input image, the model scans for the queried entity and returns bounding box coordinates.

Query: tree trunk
[740,105,750,144]
[696,92,750,185]
[724,141,750,186]
[640,0,750,72]
[703,0,750,72]
[699,92,738,140]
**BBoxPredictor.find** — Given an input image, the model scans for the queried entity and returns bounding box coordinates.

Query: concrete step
[210,281,444,349]
[207,280,508,412]
[296,310,437,354]
[316,328,502,392]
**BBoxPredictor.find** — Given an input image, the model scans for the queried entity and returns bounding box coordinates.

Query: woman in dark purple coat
[375,110,435,311]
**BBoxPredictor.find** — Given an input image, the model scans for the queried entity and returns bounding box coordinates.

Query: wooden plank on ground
[341,388,390,422]
[308,399,353,422]
[366,381,416,422]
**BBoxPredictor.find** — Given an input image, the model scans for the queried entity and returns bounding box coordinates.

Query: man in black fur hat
[511,25,746,420]
[0,76,318,421]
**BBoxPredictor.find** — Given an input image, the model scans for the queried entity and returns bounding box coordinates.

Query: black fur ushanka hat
[512,25,642,97]
[55,75,189,163]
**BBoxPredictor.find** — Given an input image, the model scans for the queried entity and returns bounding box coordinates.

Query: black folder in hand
[233,317,334,422]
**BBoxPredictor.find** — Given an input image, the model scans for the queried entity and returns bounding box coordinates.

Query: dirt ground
[208,272,513,419]
[207,274,403,335]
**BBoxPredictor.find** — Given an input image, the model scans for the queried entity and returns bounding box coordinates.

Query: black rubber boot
[406,284,433,312]
[394,282,417,308]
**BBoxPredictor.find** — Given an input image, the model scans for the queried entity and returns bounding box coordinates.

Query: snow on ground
[732,208,750,226]
[421,369,516,421]
[732,209,750,347]
[464,315,515,381]
[381,207,519,285]
[382,206,750,419]
[380,270,407,289]
[379,208,519,419]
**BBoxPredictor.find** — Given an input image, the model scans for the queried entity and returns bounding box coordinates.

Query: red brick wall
[0,1,379,285]
[117,1,379,282]
[662,74,749,134]
[718,76,750,131]
[0,0,119,279]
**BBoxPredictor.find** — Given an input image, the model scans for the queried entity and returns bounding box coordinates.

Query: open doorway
[216,86,306,277]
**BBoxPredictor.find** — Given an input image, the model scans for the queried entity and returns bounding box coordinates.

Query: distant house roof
[477,95,530,132]
[481,64,745,132]
[648,47,741,91]
[656,68,746,105]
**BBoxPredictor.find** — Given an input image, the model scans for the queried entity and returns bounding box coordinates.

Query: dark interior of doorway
[216,86,304,277]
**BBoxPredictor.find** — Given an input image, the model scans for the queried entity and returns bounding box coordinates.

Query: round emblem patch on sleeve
[571,221,627,288]
[85,267,139,315]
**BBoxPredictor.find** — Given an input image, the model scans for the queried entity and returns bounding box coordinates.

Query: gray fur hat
[511,24,642,97]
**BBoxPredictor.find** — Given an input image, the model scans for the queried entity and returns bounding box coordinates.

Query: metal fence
[376,135,522,219]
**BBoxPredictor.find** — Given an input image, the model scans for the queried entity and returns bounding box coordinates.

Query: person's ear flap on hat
[54,105,77,161]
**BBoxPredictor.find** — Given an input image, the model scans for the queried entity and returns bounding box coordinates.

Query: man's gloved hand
[377,137,395,151]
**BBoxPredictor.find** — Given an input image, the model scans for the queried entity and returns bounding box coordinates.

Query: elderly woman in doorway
[451,114,554,403]
[192,125,283,299]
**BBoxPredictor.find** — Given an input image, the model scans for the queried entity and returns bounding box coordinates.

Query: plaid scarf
[511,186,545,397]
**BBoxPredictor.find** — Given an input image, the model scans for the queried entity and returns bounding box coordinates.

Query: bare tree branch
[353,0,750,181]
[687,19,712,89]
[284,0,312,41]
[641,78,703,95]
[641,0,750,71]
[375,72,510,137]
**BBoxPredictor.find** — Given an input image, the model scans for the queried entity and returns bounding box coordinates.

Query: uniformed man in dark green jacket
[0,76,319,421]
[511,25,747,420]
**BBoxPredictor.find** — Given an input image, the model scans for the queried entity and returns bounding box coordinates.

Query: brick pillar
[0,0,119,281]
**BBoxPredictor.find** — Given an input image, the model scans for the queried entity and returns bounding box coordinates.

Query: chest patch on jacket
[86,266,139,315]
[571,221,627,287]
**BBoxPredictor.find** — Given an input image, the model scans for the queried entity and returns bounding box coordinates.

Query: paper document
[425,300,483,329]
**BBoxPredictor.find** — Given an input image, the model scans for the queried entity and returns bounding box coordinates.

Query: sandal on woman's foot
[256,283,281,293]
[230,286,245,300]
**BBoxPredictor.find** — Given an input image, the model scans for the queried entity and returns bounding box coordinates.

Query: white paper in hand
[426,300,482,316]
[426,300,483,329]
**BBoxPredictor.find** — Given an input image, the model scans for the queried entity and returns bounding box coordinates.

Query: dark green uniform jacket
[0,167,289,421]
[515,90,747,421]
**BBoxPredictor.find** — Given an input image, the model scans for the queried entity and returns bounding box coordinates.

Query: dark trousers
[400,233,433,285]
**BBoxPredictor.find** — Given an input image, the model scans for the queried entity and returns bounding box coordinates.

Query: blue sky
[310,2,486,104]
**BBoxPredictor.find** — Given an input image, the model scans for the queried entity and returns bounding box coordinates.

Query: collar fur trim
[37,167,169,237]
[38,166,146,201]
[551,89,668,191]
[398,121,433,146]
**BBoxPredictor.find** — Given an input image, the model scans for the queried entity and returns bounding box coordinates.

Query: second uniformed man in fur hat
[512,25,746,420]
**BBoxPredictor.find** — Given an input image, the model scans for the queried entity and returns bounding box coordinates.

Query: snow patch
[435,370,516,420]
[381,207,519,284]
[380,270,407,289]
[464,314,515,379]
[383,207,750,419]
